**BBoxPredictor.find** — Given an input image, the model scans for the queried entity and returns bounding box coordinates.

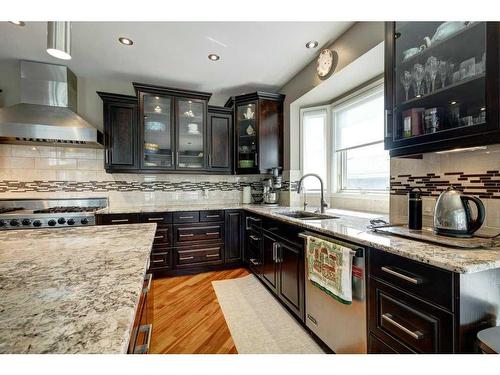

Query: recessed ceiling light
[450,101,457,105]
[481,107,486,111]
[306,41,319,49]
[208,53,220,61]
[46,21,72,60]
[118,37,133,46]
[9,21,25,26]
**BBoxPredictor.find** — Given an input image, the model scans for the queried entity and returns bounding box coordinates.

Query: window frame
[299,105,330,193]
[300,78,388,200]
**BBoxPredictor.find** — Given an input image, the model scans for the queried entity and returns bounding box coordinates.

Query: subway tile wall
[390,144,500,230]
[0,144,262,206]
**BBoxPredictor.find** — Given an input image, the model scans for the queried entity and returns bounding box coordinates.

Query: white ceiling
[0,21,353,104]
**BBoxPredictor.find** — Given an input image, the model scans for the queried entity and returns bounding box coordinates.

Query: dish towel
[306,235,353,305]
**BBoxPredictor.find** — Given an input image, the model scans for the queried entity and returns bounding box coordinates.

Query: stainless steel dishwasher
[300,232,367,354]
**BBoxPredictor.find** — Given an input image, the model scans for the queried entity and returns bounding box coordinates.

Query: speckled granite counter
[0,223,156,354]
[243,206,500,274]
[97,203,500,274]
[96,202,246,214]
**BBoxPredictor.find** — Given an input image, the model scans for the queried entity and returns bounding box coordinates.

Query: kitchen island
[0,223,156,354]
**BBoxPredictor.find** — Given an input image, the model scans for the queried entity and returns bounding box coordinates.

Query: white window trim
[299,78,389,207]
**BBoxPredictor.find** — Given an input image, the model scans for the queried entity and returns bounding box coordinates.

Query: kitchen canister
[242,186,252,204]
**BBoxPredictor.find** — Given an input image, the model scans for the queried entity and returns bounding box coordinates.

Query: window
[333,85,389,193]
[300,81,389,197]
[300,108,327,191]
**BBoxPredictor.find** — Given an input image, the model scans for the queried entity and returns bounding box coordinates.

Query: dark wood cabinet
[133,83,211,173]
[385,22,500,157]
[227,92,285,174]
[224,210,244,263]
[97,92,138,172]
[254,218,304,321]
[207,106,232,173]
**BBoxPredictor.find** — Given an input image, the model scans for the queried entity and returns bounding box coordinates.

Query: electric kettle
[434,186,485,237]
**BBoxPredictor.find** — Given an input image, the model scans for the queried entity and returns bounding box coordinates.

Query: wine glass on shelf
[427,56,438,92]
[438,61,448,89]
[412,63,425,97]
[400,70,412,101]
[424,62,432,94]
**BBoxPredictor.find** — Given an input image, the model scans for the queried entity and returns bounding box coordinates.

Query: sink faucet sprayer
[296,173,328,214]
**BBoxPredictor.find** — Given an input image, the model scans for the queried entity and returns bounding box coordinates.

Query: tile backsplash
[390,144,500,230]
[0,144,261,206]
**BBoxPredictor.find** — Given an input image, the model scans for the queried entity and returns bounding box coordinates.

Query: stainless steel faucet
[296,173,328,214]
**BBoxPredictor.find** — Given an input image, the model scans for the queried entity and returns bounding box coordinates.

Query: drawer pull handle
[148,217,164,221]
[381,313,424,340]
[381,266,422,285]
[205,215,220,218]
[179,216,194,219]
[249,258,260,265]
[154,235,164,239]
[143,273,152,293]
[249,235,260,241]
[179,233,194,237]
[152,259,164,263]
[205,254,219,258]
[180,256,194,261]
[134,324,152,354]
[206,232,219,235]
[111,219,129,223]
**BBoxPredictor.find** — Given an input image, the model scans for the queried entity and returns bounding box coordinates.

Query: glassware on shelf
[427,56,438,92]
[438,61,448,89]
[412,63,425,97]
[424,63,432,94]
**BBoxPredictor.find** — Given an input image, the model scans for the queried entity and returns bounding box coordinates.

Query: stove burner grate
[0,207,24,214]
[33,206,99,214]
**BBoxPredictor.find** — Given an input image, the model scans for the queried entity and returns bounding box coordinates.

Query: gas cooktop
[0,198,107,230]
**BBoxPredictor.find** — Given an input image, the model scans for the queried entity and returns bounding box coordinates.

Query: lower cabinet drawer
[369,277,454,353]
[175,224,223,243]
[175,245,223,267]
[368,334,398,354]
[97,213,139,225]
[153,226,171,246]
[150,251,171,269]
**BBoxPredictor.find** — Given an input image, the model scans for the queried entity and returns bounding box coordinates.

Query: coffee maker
[262,167,282,206]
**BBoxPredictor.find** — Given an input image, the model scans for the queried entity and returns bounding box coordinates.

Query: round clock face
[317,49,333,78]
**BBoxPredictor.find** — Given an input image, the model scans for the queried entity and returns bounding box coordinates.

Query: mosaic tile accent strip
[0,179,264,194]
[390,170,500,199]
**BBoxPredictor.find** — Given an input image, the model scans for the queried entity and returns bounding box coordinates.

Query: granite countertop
[0,223,156,354]
[96,202,246,214]
[99,202,500,274]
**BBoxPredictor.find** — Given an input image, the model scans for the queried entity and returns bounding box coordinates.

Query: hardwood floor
[150,268,250,354]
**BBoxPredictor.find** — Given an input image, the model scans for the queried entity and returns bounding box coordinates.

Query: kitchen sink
[276,211,339,220]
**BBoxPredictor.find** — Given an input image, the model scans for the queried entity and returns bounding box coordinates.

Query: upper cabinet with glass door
[385,22,500,157]
[133,83,211,172]
[177,99,206,169]
[230,92,285,174]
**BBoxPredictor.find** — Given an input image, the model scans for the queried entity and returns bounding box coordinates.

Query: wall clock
[316,48,334,79]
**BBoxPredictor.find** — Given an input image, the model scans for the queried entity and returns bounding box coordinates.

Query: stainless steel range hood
[0,61,103,148]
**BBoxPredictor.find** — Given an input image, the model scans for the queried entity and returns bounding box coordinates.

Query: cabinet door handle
[179,216,194,219]
[111,219,129,223]
[245,216,251,230]
[272,242,277,262]
[206,232,219,236]
[249,235,260,241]
[134,324,152,354]
[381,266,423,285]
[384,109,392,138]
[254,152,258,166]
[179,233,194,237]
[382,313,424,340]
[148,217,164,221]
[208,153,212,167]
[143,273,152,293]
[105,149,109,164]
[205,253,219,258]
[179,256,194,261]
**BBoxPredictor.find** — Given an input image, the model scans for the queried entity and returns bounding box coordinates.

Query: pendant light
[47,21,72,60]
